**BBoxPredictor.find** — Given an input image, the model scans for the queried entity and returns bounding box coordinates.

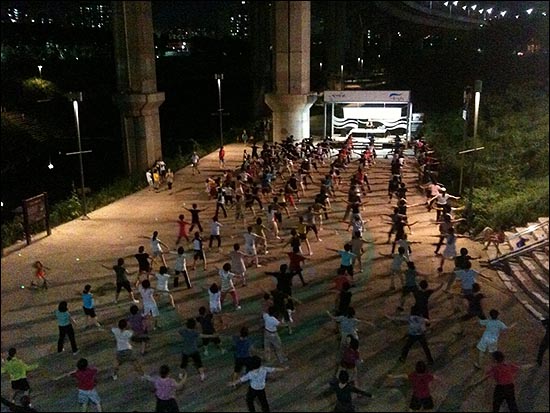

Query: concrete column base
[265,93,317,143]
[113,92,165,175]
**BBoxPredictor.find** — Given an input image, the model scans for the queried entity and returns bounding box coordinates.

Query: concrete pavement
[1,142,548,412]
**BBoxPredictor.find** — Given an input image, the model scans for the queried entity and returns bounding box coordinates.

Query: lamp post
[469,80,482,198]
[67,92,90,219]
[37,65,43,77]
[340,64,344,89]
[458,86,472,195]
[214,73,224,147]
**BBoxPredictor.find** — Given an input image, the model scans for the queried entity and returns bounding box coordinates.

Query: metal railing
[489,237,549,266]
[507,220,549,241]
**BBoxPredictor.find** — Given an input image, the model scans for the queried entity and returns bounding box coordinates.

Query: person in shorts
[155,266,176,308]
[196,306,224,356]
[102,258,139,305]
[70,358,102,412]
[192,232,207,271]
[171,246,192,289]
[1,348,38,404]
[178,318,219,382]
[82,284,102,329]
[111,319,145,380]
[243,226,263,268]
[475,309,514,369]
[127,304,150,355]
[133,246,152,283]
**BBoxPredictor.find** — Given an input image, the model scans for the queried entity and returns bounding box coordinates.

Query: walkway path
[1,143,548,412]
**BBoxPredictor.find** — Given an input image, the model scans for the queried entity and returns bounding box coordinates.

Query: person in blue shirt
[328,243,357,277]
[82,284,102,329]
[54,301,78,355]
[231,326,255,382]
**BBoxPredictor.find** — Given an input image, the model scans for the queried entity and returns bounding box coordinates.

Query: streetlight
[214,74,224,147]
[458,86,472,195]
[469,80,482,199]
[458,81,484,196]
[66,92,90,219]
[37,65,43,77]
[340,64,344,89]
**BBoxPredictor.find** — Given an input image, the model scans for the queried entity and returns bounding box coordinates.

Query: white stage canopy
[322,90,417,141]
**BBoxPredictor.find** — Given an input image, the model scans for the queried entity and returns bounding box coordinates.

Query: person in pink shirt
[145,364,186,412]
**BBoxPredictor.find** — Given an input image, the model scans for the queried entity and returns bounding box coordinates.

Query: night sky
[151,1,239,31]
[2,1,548,31]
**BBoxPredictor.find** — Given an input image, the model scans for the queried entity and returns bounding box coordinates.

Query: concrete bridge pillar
[112,1,164,175]
[265,1,317,143]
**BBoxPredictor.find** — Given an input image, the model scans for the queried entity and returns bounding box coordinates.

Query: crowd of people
[2,135,548,413]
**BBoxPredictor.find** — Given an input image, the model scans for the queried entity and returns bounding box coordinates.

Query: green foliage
[1,112,50,176]
[424,82,549,235]
[1,217,25,248]
[471,179,549,233]
[49,191,82,226]
[21,77,59,103]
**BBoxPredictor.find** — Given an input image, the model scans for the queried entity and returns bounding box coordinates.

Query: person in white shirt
[111,319,145,380]
[191,152,200,175]
[150,231,169,268]
[192,232,207,271]
[208,283,222,314]
[427,188,460,221]
[170,246,192,289]
[145,170,153,189]
[155,266,175,308]
[209,216,223,249]
[219,263,241,310]
[139,279,160,329]
[475,309,516,369]
[229,243,251,287]
[262,306,288,364]
[244,226,264,268]
[229,355,288,412]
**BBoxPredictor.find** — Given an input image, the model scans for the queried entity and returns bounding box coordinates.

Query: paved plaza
[1,142,548,412]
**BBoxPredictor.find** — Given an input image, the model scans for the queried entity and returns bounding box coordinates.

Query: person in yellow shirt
[1,348,38,403]
[153,168,161,191]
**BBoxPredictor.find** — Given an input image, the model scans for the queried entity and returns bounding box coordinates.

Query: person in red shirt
[389,360,437,411]
[218,146,225,169]
[482,225,506,255]
[31,260,49,289]
[287,246,308,286]
[176,214,191,245]
[57,358,102,412]
[408,360,435,411]
[331,268,354,292]
[486,351,519,412]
